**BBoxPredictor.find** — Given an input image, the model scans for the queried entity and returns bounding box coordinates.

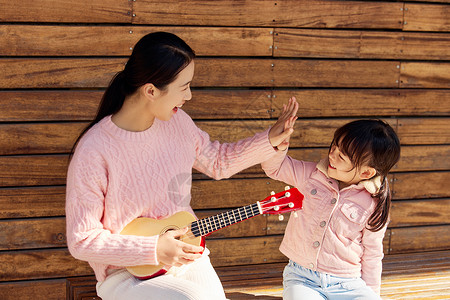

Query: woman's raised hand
[268,97,299,151]
[156,227,203,267]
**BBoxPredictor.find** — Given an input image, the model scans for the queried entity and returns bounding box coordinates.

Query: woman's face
[152,61,195,121]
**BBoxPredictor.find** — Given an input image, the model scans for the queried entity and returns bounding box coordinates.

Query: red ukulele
[120,187,304,279]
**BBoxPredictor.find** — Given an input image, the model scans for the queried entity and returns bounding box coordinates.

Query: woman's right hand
[156,227,203,267]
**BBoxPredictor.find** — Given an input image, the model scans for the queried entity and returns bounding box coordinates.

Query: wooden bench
[67,249,450,300]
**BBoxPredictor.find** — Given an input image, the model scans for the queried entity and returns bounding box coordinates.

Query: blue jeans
[283,260,380,300]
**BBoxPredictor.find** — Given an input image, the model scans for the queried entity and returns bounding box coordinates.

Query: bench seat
[67,250,450,300]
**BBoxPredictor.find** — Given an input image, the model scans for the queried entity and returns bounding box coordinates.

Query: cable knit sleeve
[65,141,159,268]
[183,113,277,179]
[360,224,387,295]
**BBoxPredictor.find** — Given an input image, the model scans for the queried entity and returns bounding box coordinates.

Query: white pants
[97,249,227,300]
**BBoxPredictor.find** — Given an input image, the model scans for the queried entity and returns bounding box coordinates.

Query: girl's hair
[330,119,401,232]
[70,32,195,155]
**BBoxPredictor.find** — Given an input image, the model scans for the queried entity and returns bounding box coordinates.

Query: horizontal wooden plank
[0,91,102,122]
[208,235,287,267]
[191,178,288,209]
[1,144,448,189]
[1,58,412,89]
[0,90,272,122]
[0,218,66,251]
[390,199,450,227]
[0,0,131,23]
[382,250,450,276]
[0,279,65,300]
[271,60,399,88]
[404,3,450,32]
[3,89,448,123]
[393,172,450,200]
[274,29,450,60]
[0,58,126,89]
[0,248,92,281]
[0,186,66,218]
[389,225,450,254]
[0,155,69,186]
[0,123,84,155]
[400,62,450,88]
[134,0,403,29]
[397,118,450,145]
[0,25,272,57]
[393,145,450,172]
[272,89,450,118]
[7,118,450,156]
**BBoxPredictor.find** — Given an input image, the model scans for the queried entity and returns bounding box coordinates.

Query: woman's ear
[360,167,377,180]
[142,83,160,101]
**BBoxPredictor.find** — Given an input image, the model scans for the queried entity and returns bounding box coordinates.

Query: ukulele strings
[184,194,292,239]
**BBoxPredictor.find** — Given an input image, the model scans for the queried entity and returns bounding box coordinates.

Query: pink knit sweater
[66,109,276,281]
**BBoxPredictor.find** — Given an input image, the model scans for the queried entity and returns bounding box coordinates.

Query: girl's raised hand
[268,97,299,150]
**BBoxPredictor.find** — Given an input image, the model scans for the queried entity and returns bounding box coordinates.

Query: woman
[66,31,298,300]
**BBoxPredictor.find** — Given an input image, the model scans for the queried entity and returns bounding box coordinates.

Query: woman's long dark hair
[70,32,195,156]
[330,120,401,232]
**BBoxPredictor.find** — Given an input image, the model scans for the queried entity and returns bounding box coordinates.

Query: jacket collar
[316,158,381,194]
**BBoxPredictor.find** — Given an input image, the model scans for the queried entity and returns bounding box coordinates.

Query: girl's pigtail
[368,175,391,232]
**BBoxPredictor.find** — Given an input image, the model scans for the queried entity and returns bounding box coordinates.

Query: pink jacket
[262,151,386,294]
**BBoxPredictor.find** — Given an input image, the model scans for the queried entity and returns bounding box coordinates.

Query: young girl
[262,119,401,299]
[65,32,298,300]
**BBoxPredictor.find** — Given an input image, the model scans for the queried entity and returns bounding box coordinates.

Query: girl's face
[151,61,194,121]
[328,144,369,189]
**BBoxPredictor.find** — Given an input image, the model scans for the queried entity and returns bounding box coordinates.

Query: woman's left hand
[268,97,299,150]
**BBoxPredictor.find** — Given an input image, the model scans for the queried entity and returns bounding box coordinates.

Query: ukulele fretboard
[190,203,260,237]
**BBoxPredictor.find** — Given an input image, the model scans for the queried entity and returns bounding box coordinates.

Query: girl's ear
[142,83,160,101]
[360,167,377,180]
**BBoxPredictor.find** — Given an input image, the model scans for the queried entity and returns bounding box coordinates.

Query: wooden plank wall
[0,0,449,298]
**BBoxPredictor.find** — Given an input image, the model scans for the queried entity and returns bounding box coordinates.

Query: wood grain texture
[0,0,131,23]
[400,62,450,88]
[274,29,450,60]
[11,118,450,155]
[390,199,450,227]
[393,172,450,200]
[0,186,66,218]
[389,225,450,253]
[133,0,403,29]
[272,89,450,117]
[0,279,65,300]
[5,59,448,89]
[0,25,272,57]
[397,118,450,145]
[0,156,68,187]
[404,3,450,32]
[1,89,448,123]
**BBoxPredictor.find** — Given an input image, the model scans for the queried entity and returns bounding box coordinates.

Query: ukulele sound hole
[162,226,181,240]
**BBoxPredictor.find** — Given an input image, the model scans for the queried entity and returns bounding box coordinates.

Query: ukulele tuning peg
[285,192,291,197]
[278,215,284,221]
[274,206,280,211]
[285,186,290,190]
[270,191,275,195]
[271,196,276,202]
[288,202,294,208]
